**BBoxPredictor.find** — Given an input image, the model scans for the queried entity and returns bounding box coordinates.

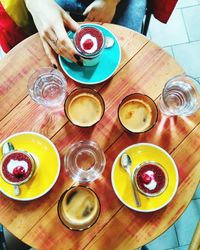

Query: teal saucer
[59,24,121,85]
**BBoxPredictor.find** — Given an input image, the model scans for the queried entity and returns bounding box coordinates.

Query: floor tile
[149,9,189,47]
[163,47,174,57]
[145,225,179,250]
[172,41,200,78]
[175,245,189,250]
[176,0,199,8]
[182,6,200,41]
[192,183,200,199]
[175,199,200,246]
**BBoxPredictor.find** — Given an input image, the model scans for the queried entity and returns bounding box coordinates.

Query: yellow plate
[111,143,179,212]
[0,132,60,201]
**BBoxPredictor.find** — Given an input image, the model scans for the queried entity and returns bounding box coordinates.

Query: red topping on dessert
[136,164,166,194]
[141,173,152,184]
[75,27,103,54]
[2,152,33,183]
[83,39,94,50]
[13,166,26,178]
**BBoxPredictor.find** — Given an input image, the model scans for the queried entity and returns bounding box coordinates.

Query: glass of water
[158,75,200,116]
[28,67,67,107]
[64,140,106,183]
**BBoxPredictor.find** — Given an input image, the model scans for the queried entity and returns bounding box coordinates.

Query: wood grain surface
[0,24,199,250]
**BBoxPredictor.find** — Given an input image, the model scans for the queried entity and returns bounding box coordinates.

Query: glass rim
[64,140,106,182]
[64,87,105,128]
[73,25,105,57]
[57,185,101,231]
[161,74,200,108]
[118,93,158,133]
[133,161,169,197]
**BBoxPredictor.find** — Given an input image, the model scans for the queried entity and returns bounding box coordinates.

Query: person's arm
[25,0,82,66]
[83,0,120,23]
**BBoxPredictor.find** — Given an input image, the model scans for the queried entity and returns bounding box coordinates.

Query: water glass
[28,67,67,107]
[64,140,106,183]
[158,75,200,116]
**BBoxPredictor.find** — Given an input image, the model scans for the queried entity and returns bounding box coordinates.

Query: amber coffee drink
[64,88,105,127]
[57,186,100,231]
[118,93,158,133]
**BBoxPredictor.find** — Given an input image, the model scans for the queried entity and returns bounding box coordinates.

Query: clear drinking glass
[28,67,67,107]
[158,75,200,116]
[64,140,106,182]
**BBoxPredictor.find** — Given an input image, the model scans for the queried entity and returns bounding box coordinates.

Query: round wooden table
[0,24,200,250]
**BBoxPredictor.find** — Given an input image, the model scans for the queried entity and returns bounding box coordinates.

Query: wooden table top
[0,24,200,250]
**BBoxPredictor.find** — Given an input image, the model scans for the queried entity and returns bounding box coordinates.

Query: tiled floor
[145,1,200,249]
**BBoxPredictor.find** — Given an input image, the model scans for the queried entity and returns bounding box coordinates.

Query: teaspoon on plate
[121,153,141,207]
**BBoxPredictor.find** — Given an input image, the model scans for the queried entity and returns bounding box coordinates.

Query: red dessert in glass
[0,151,35,184]
[134,162,168,196]
[74,26,104,56]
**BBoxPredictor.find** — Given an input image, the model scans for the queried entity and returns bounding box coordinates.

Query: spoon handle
[130,177,141,207]
[14,185,20,196]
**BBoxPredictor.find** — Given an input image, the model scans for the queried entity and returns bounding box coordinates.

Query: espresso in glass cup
[57,186,100,231]
[73,25,105,66]
[64,88,105,127]
[118,93,158,133]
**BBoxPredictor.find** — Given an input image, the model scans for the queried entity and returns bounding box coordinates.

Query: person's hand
[25,0,82,67]
[83,0,120,23]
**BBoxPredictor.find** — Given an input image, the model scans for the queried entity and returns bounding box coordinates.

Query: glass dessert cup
[64,140,106,183]
[64,88,105,128]
[0,150,36,186]
[57,186,100,231]
[118,93,158,133]
[73,25,105,66]
[133,161,168,197]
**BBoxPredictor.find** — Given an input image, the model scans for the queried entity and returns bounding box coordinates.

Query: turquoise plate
[59,23,121,85]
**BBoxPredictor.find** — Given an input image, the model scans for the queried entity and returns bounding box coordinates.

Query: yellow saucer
[0,132,60,201]
[111,143,179,212]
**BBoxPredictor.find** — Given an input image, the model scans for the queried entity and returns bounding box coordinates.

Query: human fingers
[83,4,93,17]
[53,22,82,64]
[40,37,58,67]
[84,11,95,22]
[62,10,79,32]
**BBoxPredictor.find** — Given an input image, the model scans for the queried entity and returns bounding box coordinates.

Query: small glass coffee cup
[133,161,168,197]
[73,25,105,67]
[64,88,105,127]
[57,186,100,231]
[118,93,158,133]
[64,140,106,183]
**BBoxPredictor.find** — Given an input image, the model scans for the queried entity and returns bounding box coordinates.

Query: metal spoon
[2,142,20,196]
[105,36,115,48]
[121,153,141,207]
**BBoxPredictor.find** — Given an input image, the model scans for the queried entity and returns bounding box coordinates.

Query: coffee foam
[119,99,152,132]
[67,93,103,127]
[60,188,99,228]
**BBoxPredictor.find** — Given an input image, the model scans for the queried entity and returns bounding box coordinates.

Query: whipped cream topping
[143,170,157,190]
[6,159,28,174]
[80,34,98,54]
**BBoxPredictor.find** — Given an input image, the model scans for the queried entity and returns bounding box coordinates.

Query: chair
[0,225,7,250]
